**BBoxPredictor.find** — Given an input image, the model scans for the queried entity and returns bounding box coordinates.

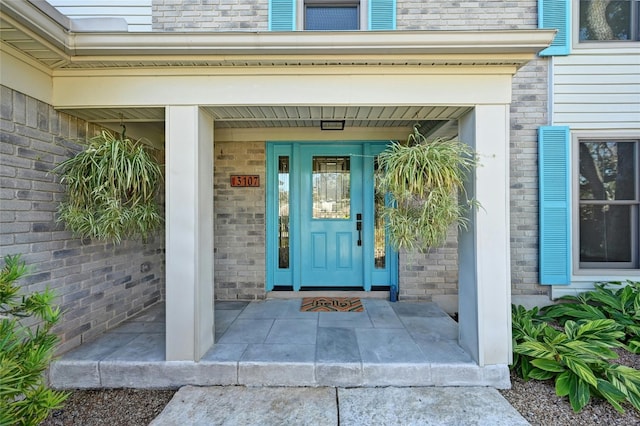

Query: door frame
[266,141,398,291]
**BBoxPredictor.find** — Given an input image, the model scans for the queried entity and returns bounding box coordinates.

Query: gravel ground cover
[41,389,175,426]
[42,366,639,426]
[500,348,640,426]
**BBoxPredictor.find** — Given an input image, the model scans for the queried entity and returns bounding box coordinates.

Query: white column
[458,105,512,366]
[165,106,214,361]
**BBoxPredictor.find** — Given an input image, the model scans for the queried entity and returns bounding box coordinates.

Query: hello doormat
[300,297,364,312]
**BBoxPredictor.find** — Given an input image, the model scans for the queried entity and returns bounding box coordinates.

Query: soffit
[61,105,471,132]
[1,1,556,70]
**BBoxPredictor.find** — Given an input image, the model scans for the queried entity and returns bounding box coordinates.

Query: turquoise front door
[266,142,398,291]
[299,145,363,287]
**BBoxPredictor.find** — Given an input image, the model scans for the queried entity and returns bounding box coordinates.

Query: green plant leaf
[555,370,572,397]
[543,303,606,323]
[595,378,627,414]
[588,284,624,312]
[514,341,556,359]
[627,338,640,354]
[562,356,598,388]
[531,358,566,373]
[568,374,591,413]
[527,368,556,381]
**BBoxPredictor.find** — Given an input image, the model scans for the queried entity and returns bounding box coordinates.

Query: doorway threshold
[268,290,389,299]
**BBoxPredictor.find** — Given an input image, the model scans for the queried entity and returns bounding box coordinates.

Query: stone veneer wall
[0,86,165,354]
[213,140,266,300]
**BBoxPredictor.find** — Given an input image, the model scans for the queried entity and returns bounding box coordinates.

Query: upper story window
[304,0,360,30]
[270,0,393,32]
[579,0,640,42]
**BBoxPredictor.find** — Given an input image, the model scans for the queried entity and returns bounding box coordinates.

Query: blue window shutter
[539,126,571,285]
[369,0,396,30]
[538,0,570,56]
[269,0,295,31]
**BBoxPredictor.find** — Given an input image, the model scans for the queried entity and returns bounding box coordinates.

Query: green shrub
[511,304,640,413]
[0,255,68,425]
[542,281,640,353]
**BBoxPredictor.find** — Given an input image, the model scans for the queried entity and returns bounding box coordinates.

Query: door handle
[356,213,362,246]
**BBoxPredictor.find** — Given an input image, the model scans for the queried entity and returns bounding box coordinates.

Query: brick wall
[509,58,548,296]
[398,227,458,302]
[396,0,547,296]
[213,140,266,300]
[0,86,166,354]
[152,0,268,31]
[396,0,537,30]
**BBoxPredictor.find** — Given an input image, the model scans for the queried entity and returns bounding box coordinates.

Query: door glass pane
[312,156,350,219]
[374,158,385,268]
[580,204,632,263]
[278,156,290,269]
[580,141,635,200]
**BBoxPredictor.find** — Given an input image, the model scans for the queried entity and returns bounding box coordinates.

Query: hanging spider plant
[54,130,163,244]
[376,125,478,252]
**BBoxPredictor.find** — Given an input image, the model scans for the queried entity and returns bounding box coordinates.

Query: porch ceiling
[57,105,471,132]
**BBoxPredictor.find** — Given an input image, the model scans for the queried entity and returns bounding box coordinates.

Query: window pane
[374,158,385,269]
[312,156,350,219]
[579,141,635,200]
[278,157,290,269]
[580,204,632,263]
[306,6,359,30]
[580,1,633,41]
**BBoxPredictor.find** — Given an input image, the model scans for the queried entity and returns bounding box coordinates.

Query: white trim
[458,105,513,366]
[0,43,53,104]
[65,30,556,57]
[165,106,215,361]
[552,278,639,299]
[548,55,555,125]
[51,73,515,109]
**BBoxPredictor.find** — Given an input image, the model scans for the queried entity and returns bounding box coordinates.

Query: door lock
[356,213,362,246]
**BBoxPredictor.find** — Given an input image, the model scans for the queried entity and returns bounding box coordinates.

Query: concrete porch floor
[49,299,510,389]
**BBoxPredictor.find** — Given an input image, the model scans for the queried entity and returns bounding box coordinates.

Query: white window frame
[573,0,640,49]
[571,131,640,278]
[297,0,368,30]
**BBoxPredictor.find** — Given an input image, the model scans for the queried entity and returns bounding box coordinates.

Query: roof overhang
[0,1,555,141]
[1,0,555,71]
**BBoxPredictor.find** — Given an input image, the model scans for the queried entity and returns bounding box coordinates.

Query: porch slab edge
[49,360,511,389]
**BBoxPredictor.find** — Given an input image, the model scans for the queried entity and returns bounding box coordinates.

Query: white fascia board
[4,0,555,70]
[68,30,556,57]
[1,0,69,51]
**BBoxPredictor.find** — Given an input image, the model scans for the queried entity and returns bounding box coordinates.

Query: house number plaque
[230,175,260,187]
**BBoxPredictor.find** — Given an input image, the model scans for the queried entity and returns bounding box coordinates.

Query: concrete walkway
[151,385,530,425]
